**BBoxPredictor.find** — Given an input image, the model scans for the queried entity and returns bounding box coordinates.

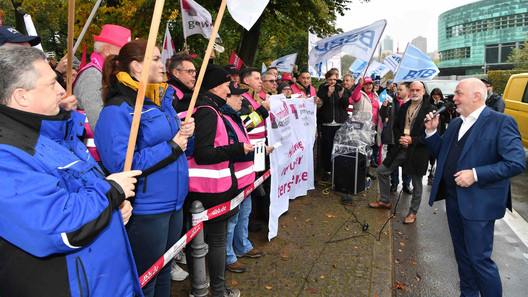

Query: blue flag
[379,89,391,103]
[393,43,439,83]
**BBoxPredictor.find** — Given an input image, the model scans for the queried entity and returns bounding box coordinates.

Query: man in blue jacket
[424,78,525,297]
[0,46,143,296]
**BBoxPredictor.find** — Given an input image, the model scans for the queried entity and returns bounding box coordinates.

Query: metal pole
[73,0,103,54]
[190,201,208,297]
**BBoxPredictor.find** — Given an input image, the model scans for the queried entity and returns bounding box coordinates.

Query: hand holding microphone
[424,101,454,133]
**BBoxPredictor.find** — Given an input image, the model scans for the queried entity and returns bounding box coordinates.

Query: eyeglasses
[176,68,196,75]
[262,79,277,83]
[282,88,292,91]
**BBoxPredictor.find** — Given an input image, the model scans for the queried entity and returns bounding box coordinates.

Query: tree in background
[508,38,528,70]
[0,0,360,71]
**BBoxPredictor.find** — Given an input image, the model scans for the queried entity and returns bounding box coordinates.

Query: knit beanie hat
[202,64,231,90]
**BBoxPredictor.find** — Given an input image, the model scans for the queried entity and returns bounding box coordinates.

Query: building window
[439,47,471,61]
[445,12,528,38]
[485,43,518,64]
[486,46,499,64]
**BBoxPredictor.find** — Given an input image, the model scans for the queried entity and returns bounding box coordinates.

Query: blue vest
[442,124,474,198]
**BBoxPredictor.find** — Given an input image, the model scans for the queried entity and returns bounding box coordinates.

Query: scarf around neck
[116,72,168,106]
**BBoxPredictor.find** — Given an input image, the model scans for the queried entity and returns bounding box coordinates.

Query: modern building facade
[438,0,528,76]
[381,35,394,53]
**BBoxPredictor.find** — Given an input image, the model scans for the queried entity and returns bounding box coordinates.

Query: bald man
[424,78,525,297]
[369,81,435,225]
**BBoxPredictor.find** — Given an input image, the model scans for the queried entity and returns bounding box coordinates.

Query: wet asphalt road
[390,151,528,296]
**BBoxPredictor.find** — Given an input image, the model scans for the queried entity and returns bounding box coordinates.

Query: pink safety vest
[184,106,233,193]
[76,110,101,161]
[291,84,316,98]
[241,93,266,145]
[169,84,184,101]
[224,116,255,189]
[73,52,105,162]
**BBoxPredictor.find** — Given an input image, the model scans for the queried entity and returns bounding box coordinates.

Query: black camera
[335,79,343,92]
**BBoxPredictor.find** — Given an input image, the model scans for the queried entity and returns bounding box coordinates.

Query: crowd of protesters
[0,21,524,297]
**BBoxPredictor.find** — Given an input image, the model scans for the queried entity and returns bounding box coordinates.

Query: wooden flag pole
[123,0,166,171]
[66,0,75,96]
[184,0,227,122]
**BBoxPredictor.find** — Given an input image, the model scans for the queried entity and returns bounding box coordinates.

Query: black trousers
[320,125,341,172]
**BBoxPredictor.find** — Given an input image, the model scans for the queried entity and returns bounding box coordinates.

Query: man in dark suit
[424,78,526,297]
[369,81,435,224]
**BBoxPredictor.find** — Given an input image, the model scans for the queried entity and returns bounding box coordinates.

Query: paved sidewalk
[171,177,393,296]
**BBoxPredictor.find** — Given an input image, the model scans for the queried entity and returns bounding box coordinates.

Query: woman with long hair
[95,39,194,297]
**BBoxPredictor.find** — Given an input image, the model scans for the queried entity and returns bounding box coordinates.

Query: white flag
[226,0,269,31]
[161,23,175,73]
[181,0,222,42]
[308,19,386,66]
[393,43,439,83]
[23,14,43,52]
[270,53,297,73]
[365,60,390,79]
[382,53,402,73]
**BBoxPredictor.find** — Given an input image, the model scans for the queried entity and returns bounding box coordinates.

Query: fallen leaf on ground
[306,287,319,293]
[412,261,418,265]
[305,218,311,222]
[327,233,331,236]
[325,214,337,218]
[294,217,297,220]
[398,249,402,253]
[398,231,403,235]
[395,259,401,264]
[345,228,350,231]
[231,281,238,285]
[415,273,422,281]
[393,281,406,290]
[320,275,324,279]
[400,242,405,246]
[265,286,272,290]
[323,220,329,223]
[333,264,337,269]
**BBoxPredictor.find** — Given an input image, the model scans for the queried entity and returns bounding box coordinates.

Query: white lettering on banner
[210,205,227,217]
[188,21,213,30]
[141,266,159,286]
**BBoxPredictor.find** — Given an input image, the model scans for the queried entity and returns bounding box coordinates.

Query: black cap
[480,78,493,86]
[0,26,41,47]
[229,81,246,95]
[277,83,292,93]
[203,64,231,90]
[224,64,239,75]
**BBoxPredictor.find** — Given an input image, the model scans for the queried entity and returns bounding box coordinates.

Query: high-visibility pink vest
[73,52,105,162]
[291,84,316,98]
[169,85,184,101]
[186,106,233,193]
[77,110,101,162]
[241,93,266,145]
[224,115,255,189]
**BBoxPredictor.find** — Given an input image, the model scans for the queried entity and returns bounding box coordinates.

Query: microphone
[424,101,454,123]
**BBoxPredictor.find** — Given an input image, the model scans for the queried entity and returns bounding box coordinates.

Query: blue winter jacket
[95,81,190,215]
[0,105,143,297]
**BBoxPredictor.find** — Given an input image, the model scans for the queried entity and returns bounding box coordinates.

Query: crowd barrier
[139,170,271,288]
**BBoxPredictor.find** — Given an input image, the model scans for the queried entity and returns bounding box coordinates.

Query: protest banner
[349,58,368,77]
[181,0,222,43]
[270,53,297,73]
[383,53,402,72]
[308,19,386,67]
[161,23,175,72]
[365,60,390,79]
[308,32,341,78]
[266,95,317,240]
[393,43,440,83]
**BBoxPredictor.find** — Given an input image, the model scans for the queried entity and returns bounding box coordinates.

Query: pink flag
[229,51,243,70]
[161,23,175,72]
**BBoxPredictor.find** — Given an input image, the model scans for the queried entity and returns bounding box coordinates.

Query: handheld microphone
[424,101,454,123]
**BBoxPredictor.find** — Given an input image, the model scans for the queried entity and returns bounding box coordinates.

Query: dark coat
[383,99,436,176]
[316,84,349,124]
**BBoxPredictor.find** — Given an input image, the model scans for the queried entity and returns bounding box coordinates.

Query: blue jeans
[126,209,183,297]
[226,195,253,264]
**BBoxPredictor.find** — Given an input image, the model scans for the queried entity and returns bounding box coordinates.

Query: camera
[335,79,343,92]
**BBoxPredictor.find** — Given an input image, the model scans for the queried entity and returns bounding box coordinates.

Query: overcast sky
[336,0,479,53]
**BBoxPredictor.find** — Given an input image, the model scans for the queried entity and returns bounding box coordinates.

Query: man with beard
[369,82,435,224]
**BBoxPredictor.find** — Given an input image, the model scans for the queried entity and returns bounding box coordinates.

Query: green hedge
[486,70,528,95]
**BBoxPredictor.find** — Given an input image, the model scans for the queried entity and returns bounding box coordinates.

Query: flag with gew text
[161,24,175,72]
[181,0,222,42]
[308,19,386,66]
[393,43,439,83]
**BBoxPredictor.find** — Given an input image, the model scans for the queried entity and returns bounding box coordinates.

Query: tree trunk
[10,0,27,35]
[237,14,263,67]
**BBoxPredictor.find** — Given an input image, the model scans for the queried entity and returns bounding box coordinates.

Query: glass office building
[438,0,528,76]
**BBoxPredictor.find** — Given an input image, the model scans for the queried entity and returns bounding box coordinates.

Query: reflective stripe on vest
[77,110,101,161]
[184,106,233,193]
[224,115,255,189]
[241,93,266,143]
